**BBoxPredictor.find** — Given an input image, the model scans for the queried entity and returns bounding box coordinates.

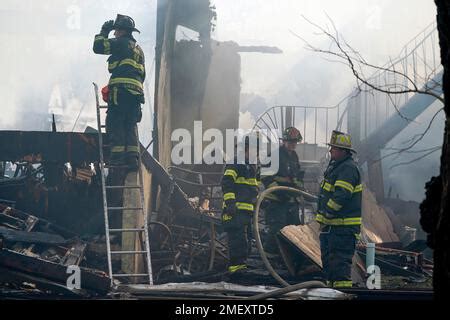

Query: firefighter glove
[224,200,237,216]
[101,20,115,34]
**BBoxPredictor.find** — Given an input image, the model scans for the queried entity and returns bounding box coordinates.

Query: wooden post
[367,151,385,202]
[121,164,152,283]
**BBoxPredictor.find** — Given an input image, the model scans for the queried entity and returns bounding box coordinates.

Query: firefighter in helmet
[317,130,362,288]
[93,14,145,170]
[261,127,304,255]
[221,134,260,273]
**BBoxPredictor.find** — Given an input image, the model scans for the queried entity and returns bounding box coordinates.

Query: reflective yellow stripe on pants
[236,202,254,211]
[127,145,139,153]
[333,280,353,288]
[228,264,247,273]
[316,214,362,226]
[111,146,125,153]
[109,77,143,90]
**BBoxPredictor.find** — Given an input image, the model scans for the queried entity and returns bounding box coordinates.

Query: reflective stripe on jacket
[93,33,145,102]
[222,162,259,213]
[317,155,362,226]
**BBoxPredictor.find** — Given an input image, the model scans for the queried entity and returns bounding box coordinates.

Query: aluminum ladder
[93,83,153,286]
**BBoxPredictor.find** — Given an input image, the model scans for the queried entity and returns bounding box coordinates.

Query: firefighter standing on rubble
[222,135,260,274]
[261,127,304,255]
[93,14,145,170]
[317,130,362,288]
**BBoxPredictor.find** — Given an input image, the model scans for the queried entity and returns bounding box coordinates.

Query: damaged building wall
[171,40,212,135]
[200,41,241,133]
[154,0,177,169]
[154,0,239,169]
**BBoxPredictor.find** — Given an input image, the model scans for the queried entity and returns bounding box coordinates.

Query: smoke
[213,0,436,109]
[211,0,440,201]
[383,101,444,202]
[239,111,256,129]
[1,0,156,145]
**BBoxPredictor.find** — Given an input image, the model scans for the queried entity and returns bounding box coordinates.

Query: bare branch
[384,145,442,154]
[389,147,441,169]
[297,15,444,104]
[376,107,444,161]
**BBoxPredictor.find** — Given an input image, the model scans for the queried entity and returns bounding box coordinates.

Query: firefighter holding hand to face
[222,135,260,274]
[93,14,146,170]
[317,130,363,288]
[261,127,304,255]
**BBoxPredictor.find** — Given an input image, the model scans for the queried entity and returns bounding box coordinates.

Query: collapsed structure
[0,0,439,299]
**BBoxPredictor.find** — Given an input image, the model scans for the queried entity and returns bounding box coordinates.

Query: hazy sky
[0,1,442,201]
[1,0,437,130]
[213,0,437,105]
[211,0,441,201]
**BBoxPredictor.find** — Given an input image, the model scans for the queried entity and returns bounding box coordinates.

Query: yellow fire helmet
[328,130,356,153]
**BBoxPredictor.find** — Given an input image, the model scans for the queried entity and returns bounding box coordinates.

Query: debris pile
[0,203,110,298]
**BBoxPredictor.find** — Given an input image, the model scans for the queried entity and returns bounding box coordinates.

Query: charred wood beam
[140,147,201,220]
[0,266,87,298]
[60,242,87,266]
[356,249,427,279]
[0,131,100,163]
[0,248,110,293]
[0,204,77,238]
[0,226,66,245]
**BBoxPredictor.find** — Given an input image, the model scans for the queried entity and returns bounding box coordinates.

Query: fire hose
[250,185,327,297]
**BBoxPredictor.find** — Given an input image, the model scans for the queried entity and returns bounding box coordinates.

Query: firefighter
[261,127,304,255]
[93,14,145,170]
[221,135,260,273]
[317,130,362,288]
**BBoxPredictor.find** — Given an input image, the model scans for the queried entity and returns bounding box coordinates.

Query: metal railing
[252,102,348,148]
[253,22,441,150]
[344,21,442,143]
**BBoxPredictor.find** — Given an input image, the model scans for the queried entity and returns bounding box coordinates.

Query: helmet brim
[327,143,357,153]
[113,26,141,33]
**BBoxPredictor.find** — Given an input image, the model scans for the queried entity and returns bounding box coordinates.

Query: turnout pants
[106,87,142,162]
[223,210,252,266]
[264,201,300,254]
[319,225,359,288]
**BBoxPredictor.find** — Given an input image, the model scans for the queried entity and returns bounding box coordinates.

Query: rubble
[0,204,110,297]
[117,281,352,300]
[0,0,438,300]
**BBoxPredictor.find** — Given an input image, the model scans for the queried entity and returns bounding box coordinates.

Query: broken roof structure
[0,0,437,300]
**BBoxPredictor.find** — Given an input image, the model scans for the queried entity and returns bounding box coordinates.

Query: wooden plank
[0,266,86,298]
[0,204,76,238]
[0,248,110,293]
[117,282,351,300]
[362,188,400,243]
[280,223,323,268]
[0,226,66,245]
[121,170,145,282]
[0,131,100,163]
[61,242,87,266]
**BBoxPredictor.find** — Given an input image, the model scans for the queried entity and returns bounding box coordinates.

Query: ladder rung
[107,207,143,211]
[99,105,108,109]
[100,125,106,128]
[113,274,149,277]
[109,228,145,232]
[106,185,141,189]
[111,250,147,254]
